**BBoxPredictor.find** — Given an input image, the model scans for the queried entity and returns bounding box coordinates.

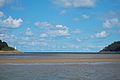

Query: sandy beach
[0,58,120,64]
[0,54,120,64]
[0,51,22,54]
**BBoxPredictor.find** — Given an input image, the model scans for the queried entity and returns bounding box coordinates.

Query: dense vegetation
[100,41,120,52]
[0,40,15,51]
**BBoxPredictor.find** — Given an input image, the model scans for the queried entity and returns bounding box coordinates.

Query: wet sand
[0,58,120,64]
[0,53,120,64]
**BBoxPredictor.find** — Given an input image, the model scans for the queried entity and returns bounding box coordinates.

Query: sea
[0,53,120,80]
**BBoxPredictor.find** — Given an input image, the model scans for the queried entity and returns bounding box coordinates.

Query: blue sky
[0,0,120,52]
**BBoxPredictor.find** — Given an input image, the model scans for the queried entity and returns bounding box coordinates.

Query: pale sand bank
[0,51,22,54]
[0,58,120,64]
[0,54,120,64]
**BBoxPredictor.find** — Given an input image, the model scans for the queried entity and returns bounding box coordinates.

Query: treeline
[0,40,15,51]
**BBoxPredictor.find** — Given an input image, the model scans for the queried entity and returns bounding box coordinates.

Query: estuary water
[0,54,120,59]
[0,63,120,80]
[0,53,120,80]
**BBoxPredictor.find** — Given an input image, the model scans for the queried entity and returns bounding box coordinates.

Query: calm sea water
[0,54,120,80]
[0,54,120,59]
[0,63,120,80]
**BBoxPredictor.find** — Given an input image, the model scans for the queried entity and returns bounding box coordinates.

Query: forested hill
[0,40,15,51]
[100,41,120,52]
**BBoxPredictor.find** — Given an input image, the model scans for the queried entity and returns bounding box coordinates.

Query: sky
[0,0,120,52]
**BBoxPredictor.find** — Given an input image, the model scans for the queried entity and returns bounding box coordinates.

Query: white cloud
[17,37,40,47]
[82,14,90,19]
[73,14,90,23]
[49,25,70,37]
[25,28,33,36]
[56,25,70,37]
[0,11,4,17]
[103,18,120,28]
[0,34,17,47]
[0,16,23,28]
[53,0,96,8]
[35,22,52,27]
[95,31,108,38]
[35,21,70,37]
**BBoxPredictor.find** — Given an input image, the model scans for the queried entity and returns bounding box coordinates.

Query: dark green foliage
[1,47,15,51]
[2,42,8,47]
[0,40,15,51]
[0,40,3,50]
[0,40,2,43]
[100,41,120,52]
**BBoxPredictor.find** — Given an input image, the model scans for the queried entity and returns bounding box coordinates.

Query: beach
[0,54,120,64]
[0,58,120,64]
[0,51,22,54]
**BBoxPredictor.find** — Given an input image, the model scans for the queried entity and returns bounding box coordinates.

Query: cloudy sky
[0,0,120,52]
